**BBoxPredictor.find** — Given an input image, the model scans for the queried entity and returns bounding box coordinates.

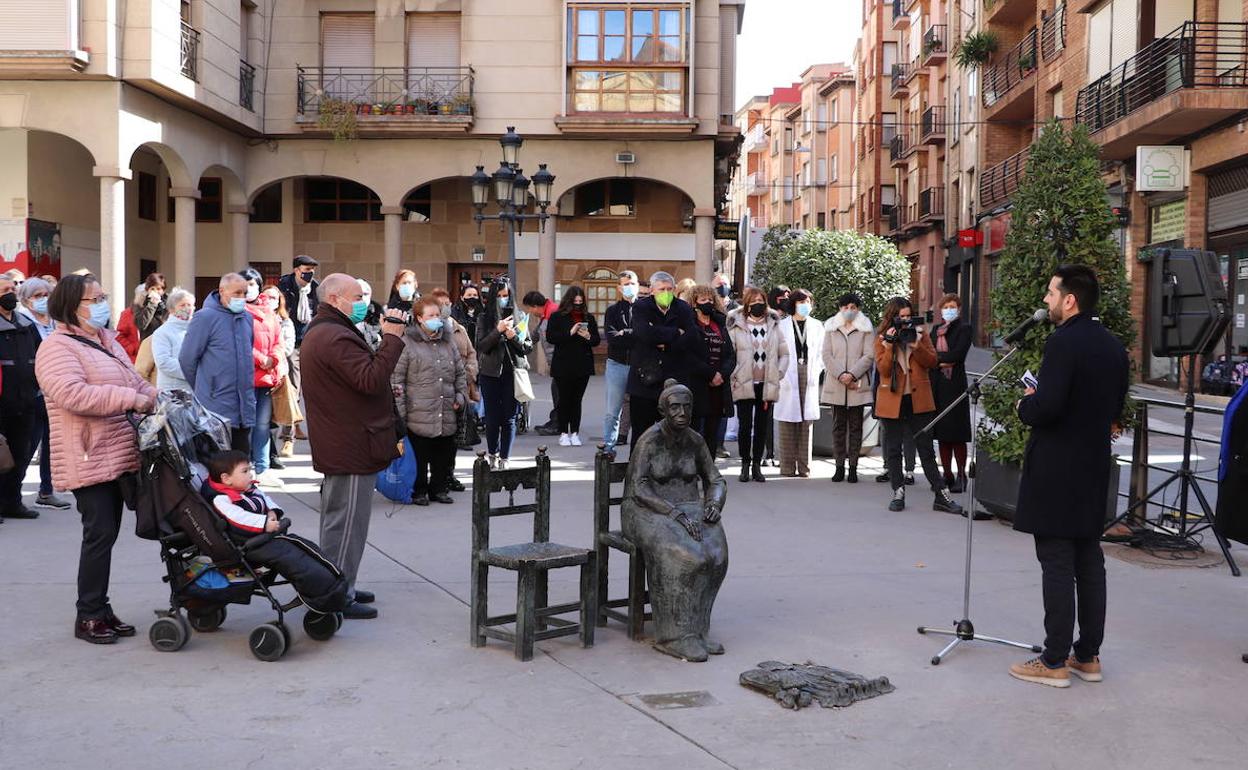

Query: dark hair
[522,290,547,308]
[205,450,251,482]
[789,289,812,305]
[939,292,962,309]
[460,282,479,297]
[240,267,263,287]
[556,285,586,315]
[48,273,97,329]
[879,296,912,332]
[838,292,863,308]
[1053,264,1099,314]
[482,277,513,325]
[144,272,166,291]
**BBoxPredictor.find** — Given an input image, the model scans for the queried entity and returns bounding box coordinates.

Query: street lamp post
[471,127,556,293]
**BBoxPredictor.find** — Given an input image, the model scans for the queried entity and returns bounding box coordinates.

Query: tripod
[916,344,1042,665]
[1103,354,1239,576]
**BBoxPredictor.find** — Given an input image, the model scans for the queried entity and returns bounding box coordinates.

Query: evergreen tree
[979,119,1136,465]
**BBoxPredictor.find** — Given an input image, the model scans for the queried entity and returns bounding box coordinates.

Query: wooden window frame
[577,179,638,218]
[567,3,689,116]
[137,172,157,221]
[304,178,383,223]
[196,177,223,223]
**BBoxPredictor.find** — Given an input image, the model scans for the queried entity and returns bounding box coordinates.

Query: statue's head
[658,378,693,431]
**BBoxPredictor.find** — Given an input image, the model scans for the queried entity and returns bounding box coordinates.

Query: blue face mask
[398,283,416,301]
[795,302,812,318]
[941,308,959,323]
[842,308,858,321]
[497,295,510,309]
[424,317,444,333]
[88,301,112,329]
[32,297,49,316]
[621,284,638,300]
[350,300,369,324]
[227,297,246,314]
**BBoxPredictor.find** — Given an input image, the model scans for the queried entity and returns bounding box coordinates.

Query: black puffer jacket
[625,296,698,400]
[0,310,41,414]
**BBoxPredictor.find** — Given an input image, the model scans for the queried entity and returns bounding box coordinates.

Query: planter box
[812,407,879,457]
[977,455,1121,523]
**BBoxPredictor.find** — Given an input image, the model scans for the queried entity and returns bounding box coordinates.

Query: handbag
[0,433,14,474]
[513,366,535,403]
[271,376,303,425]
[636,356,664,387]
[375,436,417,504]
[456,407,482,449]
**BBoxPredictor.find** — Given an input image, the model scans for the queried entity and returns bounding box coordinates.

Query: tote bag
[375,436,417,504]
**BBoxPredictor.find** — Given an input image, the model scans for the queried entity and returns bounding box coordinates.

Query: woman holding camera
[930,293,973,492]
[821,292,875,483]
[775,290,825,477]
[546,285,600,447]
[874,297,962,514]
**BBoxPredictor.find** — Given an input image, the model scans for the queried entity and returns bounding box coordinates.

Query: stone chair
[593,446,651,640]
[470,447,596,661]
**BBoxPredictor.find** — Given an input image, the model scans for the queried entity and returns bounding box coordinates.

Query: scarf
[936,322,954,380]
[296,283,312,324]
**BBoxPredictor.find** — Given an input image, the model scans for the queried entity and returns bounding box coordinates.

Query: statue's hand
[675,512,702,542]
[703,504,721,524]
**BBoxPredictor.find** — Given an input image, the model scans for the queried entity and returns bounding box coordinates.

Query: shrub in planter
[954,30,999,70]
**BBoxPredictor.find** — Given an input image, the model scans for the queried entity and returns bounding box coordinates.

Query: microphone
[1003,308,1049,346]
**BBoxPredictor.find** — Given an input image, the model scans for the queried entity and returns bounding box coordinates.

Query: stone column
[538,214,557,298]
[228,204,250,272]
[170,187,201,289]
[694,209,717,284]
[381,205,404,285]
[93,166,131,323]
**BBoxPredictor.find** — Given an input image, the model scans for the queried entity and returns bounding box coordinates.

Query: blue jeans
[252,388,273,474]
[479,374,518,459]
[603,359,630,448]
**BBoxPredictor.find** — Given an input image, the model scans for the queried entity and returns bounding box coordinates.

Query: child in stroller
[137,390,347,661]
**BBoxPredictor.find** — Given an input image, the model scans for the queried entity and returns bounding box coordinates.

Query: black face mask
[748,303,766,318]
[696,302,715,317]
[299,270,315,282]
[464,297,480,309]
[0,292,16,312]
[573,303,585,310]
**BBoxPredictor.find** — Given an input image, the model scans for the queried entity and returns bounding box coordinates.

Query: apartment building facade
[854,1,903,241]
[0,0,746,317]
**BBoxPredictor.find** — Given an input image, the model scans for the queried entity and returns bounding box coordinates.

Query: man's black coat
[1014,312,1129,539]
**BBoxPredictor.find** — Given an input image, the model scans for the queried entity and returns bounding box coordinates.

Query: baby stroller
[131,390,345,661]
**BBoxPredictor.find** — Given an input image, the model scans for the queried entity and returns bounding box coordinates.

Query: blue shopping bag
[375,436,417,503]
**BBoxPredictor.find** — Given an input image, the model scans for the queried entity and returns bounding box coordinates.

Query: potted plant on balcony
[954,30,999,70]
[450,94,473,115]
[751,226,912,458]
[1017,50,1036,73]
[975,120,1136,521]
[317,97,359,143]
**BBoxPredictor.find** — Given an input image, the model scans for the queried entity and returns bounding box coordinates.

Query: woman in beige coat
[726,286,789,483]
[820,292,875,483]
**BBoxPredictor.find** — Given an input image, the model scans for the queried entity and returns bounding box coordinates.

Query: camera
[890,315,919,344]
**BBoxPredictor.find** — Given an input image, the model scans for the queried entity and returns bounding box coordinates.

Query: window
[882,112,897,145]
[168,177,222,223]
[582,267,618,325]
[801,161,811,188]
[240,2,253,56]
[137,172,157,221]
[568,4,688,114]
[816,101,827,129]
[1051,86,1065,120]
[404,184,432,222]
[829,154,838,182]
[407,13,460,69]
[828,97,837,124]
[816,158,827,186]
[305,178,382,222]
[576,179,637,217]
[250,182,282,223]
[816,212,826,230]
[321,14,375,69]
[802,110,811,135]
[951,86,961,144]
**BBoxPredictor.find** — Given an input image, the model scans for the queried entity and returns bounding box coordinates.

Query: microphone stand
[916,342,1042,665]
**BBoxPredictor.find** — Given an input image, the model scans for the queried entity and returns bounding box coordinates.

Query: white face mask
[245,284,260,301]
[941,308,959,323]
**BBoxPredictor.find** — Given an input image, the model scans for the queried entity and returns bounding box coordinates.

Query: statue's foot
[655,636,708,663]
[701,637,725,655]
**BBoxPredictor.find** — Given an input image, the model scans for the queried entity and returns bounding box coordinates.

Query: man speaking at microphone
[1008,265,1129,688]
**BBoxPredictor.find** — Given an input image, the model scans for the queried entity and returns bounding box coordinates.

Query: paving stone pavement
[1,373,1245,770]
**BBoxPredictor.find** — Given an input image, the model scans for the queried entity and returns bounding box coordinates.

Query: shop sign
[1148,200,1186,244]
[1137,146,1188,191]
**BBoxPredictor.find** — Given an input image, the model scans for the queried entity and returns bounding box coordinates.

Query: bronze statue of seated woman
[622,378,729,662]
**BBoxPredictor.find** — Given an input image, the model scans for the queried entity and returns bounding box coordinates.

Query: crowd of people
[0,258,985,641]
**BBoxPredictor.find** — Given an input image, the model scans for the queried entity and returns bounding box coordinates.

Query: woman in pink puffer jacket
[34,274,157,646]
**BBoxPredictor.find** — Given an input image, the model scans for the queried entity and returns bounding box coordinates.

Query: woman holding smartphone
[475,278,532,469]
[546,285,600,447]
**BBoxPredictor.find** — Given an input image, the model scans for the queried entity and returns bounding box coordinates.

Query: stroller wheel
[248,623,287,662]
[303,610,340,641]
[149,615,189,653]
[188,606,227,633]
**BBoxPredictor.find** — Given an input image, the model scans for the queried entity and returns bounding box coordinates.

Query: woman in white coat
[775,289,825,477]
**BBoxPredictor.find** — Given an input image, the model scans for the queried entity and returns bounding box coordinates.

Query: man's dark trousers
[1034,535,1106,666]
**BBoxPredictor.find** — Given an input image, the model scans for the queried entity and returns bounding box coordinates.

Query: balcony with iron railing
[921,105,946,144]
[979,147,1029,212]
[919,186,945,220]
[180,22,200,82]
[891,0,909,30]
[890,63,910,97]
[744,124,768,153]
[888,203,902,233]
[1040,3,1068,63]
[889,133,908,166]
[922,24,948,66]
[239,61,256,111]
[296,67,475,133]
[1074,22,1248,157]
[983,28,1038,112]
[745,171,766,197]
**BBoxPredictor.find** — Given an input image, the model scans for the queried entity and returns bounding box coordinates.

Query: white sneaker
[559,433,572,446]
[256,471,286,489]
[570,433,583,447]
[497,458,509,470]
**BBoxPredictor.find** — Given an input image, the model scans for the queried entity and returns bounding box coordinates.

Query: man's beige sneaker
[1066,656,1103,682]
[1009,657,1071,688]
[279,439,295,458]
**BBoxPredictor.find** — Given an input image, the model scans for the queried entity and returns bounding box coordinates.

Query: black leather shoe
[342,601,378,620]
[447,478,466,492]
[104,612,136,637]
[847,466,859,483]
[269,457,286,471]
[738,466,750,483]
[888,489,906,512]
[412,494,430,507]
[4,505,39,520]
[876,471,890,483]
[431,493,454,505]
[751,464,766,483]
[933,489,963,515]
[75,618,118,644]
[353,590,375,604]
[831,463,845,483]
[904,473,916,486]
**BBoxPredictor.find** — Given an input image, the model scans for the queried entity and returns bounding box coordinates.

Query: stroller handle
[243,517,291,552]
